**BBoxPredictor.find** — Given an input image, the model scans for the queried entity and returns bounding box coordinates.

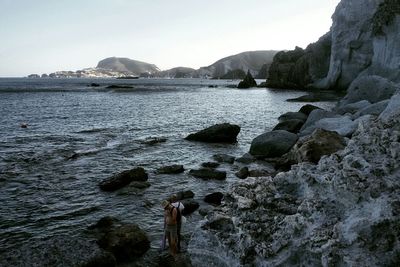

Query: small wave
[76,127,109,134]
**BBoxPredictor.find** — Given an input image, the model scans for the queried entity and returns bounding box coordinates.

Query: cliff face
[267,0,400,90]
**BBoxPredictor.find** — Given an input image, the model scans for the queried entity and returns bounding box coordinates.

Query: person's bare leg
[171,238,177,257]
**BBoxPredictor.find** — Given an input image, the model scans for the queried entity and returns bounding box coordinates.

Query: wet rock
[235,167,249,179]
[99,167,148,191]
[379,93,400,124]
[98,224,150,263]
[278,112,307,123]
[202,215,235,233]
[204,192,224,205]
[158,251,192,267]
[201,162,220,168]
[157,164,184,174]
[237,70,257,89]
[0,236,116,267]
[235,153,255,164]
[181,199,200,215]
[249,130,298,158]
[198,207,213,217]
[189,168,226,180]
[185,123,240,143]
[20,123,28,128]
[88,216,118,230]
[89,83,100,87]
[140,137,167,145]
[248,169,273,177]
[213,154,235,164]
[298,104,322,116]
[129,181,151,189]
[176,190,195,200]
[272,119,304,133]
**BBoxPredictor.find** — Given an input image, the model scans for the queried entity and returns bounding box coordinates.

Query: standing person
[162,200,178,257]
[170,195,185,252]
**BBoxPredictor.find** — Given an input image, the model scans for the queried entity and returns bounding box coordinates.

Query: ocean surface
[0,78,335,266]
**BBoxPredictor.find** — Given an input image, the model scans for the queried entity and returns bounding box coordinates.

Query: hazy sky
[0,0,340,77]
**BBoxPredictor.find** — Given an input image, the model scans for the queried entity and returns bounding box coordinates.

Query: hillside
[96,57,160,76]
[194,50,278,78]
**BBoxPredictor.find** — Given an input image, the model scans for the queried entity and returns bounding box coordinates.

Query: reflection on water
[0,78,334,263]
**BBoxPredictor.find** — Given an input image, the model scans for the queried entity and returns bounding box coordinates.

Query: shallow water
[0,78,334,265]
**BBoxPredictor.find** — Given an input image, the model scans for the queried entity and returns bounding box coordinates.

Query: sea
[0,78,335,266]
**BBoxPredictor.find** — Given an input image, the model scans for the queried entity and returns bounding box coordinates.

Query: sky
[0,0,341,77]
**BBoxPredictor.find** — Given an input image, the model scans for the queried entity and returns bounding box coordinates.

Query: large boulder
[99,168,148,191]
[340,75,398,105]
[273,119,305,133]
[97,224,150,263]
[300,109,341,132]
[189,168,227,180]
[237,70,257,89]
[284,128,346,165]
[302,116,358,137]
[278,112,307,123]
[249,130,298,158]
[185,123,240,143]
[353,99,390,118]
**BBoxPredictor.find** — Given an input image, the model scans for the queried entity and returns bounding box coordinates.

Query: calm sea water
[0,78,334,265]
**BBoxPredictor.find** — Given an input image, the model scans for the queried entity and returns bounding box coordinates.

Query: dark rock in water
[98,224,150,263]
[157,164,184,174]
[248,169,273,177]
[158,251,192,267]
[129,181,151,189]
[272,119,304,133]
[202,215,235,233]
[181,199,200,215]
[141,137,167,145]
[185,123,240,143]
[89,83,100,87]
[106,85,134,89]
[99,167,148,191]
[204,192,224,205]
[235,167,249,179]
[88,216,118,230]
[20,123,28,128]
[237,70,257,89]
[189,168,226,180]
[176,190,195,200]
[198,207,213,217]
[0,236,116,267]
[213,154,235,164]
[249,130,298,158]
[201,162,220,168]
[298,104,322,116]
[235,153,255,164]
[278,112,307,123]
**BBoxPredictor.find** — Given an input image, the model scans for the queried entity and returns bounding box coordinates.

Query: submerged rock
[201,162,220,168]
[185,123,240,143]
[189,168,227,180]
[99,167,148,191]
[181,199,200,215]
[249,130,298,158]
[157,164,184,174]
[212,154,235,164]
[140,137,167,145]
[176,190,195,200]
[235,167,249,179]
[235,153,255,164]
